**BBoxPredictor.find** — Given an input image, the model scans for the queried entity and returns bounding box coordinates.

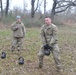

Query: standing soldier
[38,16,63,72]
[10,16,26,52]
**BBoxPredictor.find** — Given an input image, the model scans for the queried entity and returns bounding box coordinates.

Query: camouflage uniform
[38,24,61,70]
[10,21,26,51]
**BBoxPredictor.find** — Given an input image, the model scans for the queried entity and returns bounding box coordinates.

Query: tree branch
[56,1,76,9]
[55,5,70,13]
[34,0,39,11]
[56,4,70,9]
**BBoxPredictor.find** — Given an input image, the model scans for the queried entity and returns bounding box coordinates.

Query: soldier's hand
[44,44,53,50]
[15,25,19,29]
[44,44,50,49]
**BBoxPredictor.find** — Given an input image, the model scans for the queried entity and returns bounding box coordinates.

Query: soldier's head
[16,15,21,22]
[45,16,52,25]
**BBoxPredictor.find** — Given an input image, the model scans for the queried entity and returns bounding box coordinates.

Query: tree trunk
[1,0,3,18]
[51,0,57,21]
[44,0,46,17]
[31,0,35,18]
[5,0,9,17]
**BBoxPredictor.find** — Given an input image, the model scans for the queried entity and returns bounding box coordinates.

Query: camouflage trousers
[38,44,61,69]
[11,37,23,51]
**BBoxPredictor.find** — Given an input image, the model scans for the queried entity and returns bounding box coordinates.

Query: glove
[44,44,53,50]
[44,44,53,56]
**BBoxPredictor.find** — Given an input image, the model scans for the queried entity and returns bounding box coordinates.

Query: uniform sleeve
[22,23,26,38]
[40,26,46,45]
[10,23,18,31]
[50,25,58,44]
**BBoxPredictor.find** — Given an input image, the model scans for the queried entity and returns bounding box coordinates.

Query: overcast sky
[2,0,53,13]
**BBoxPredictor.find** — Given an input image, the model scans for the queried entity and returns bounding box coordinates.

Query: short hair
[45,16,51,18]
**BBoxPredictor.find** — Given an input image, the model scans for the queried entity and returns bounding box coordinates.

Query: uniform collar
[16,21,21,24]
[44,24,52,29]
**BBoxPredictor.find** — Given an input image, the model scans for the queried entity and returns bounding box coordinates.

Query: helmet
[16,15,21,19]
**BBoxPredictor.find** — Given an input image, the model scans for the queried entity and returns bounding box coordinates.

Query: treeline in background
[0,0,76,27]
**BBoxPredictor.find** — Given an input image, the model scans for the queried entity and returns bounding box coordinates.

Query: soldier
[10,15,26,52]
[38,16,63,72]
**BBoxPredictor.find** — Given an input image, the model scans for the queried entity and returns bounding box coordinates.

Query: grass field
[0,25,76,75]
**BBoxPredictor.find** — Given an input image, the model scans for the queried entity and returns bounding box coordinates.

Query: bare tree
[23,0,26,14]
[12,6,22,16]
[51,0,76,21]
[31,0,39,18]
[0,0,3,18]
[23,0,27,14]
[5,0,9,17]
[44,0,46,17]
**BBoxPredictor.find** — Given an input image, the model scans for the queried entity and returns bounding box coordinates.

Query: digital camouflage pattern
[10,21,26,51]
[38,23,62,70]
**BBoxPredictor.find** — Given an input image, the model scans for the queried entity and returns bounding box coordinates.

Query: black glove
[44,44,53,56]
[44,44,53,50]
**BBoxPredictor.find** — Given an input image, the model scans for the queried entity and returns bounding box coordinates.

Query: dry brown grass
[0,25,76,75]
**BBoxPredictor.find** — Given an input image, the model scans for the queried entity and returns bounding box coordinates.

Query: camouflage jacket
[40,23,58,45]
[10,21,26,38]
